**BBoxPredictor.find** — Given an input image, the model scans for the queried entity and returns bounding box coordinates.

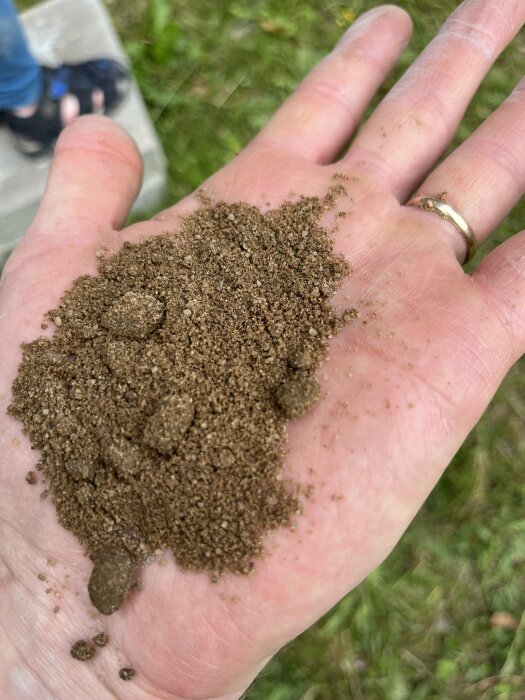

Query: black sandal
[4,59,130,157]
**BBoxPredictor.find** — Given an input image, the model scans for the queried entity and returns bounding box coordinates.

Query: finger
[0,116,143,339]
[251,5,412,164]
[405,78,525,261]
[346,0,525,197]
[32,115,143,238]
[473,231,525,358]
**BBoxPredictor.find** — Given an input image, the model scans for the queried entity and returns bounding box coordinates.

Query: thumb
[0,116,143,338]
[473,231,525,360]
[32,114,143,236]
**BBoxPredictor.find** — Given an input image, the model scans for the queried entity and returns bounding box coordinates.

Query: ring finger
[404,77,525,262]
[345,0,525,199]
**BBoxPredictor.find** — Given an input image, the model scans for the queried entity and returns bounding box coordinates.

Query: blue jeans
[0,0,42,110]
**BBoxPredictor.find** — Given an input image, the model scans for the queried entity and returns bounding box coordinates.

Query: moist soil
[9,193,350,613]
[70,640,96,661]
[119,668,136,681]
[92,632,109,647]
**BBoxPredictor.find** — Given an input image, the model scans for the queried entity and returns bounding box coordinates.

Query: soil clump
[119,668,136,681]
[70,640,96,661]
[92,632,109,647]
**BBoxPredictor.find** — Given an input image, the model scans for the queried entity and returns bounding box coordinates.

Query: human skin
[1,1,525,698]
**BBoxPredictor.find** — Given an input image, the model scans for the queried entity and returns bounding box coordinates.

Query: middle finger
[344,0,525,199]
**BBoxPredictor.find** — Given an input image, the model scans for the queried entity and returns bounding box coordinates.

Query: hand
[1,1,525,698]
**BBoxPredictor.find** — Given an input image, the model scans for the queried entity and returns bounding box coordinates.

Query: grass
[15,0,525,697]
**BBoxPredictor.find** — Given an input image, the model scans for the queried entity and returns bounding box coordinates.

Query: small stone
[54,316,62,326]
[275,376,320,419]
[70,640,96,661]
[92,632,109,647]
[119,668,136,681]
[183,308,192,317]
[88,549,136,615]
[308,327,318,337]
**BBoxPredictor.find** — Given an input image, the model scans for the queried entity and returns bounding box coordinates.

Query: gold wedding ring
[406,194,477,264]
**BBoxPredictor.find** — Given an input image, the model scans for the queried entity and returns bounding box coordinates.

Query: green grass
[16,0,525,697]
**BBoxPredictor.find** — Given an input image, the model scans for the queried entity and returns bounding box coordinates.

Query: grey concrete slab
[0,0,168,255]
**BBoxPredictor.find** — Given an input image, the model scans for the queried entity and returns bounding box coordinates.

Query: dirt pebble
[275,376,321,419]
[92,632,109,647]
[119,667,136,681]
[70,640,96,661]
[101,291,165,339]
[88,550,136,615]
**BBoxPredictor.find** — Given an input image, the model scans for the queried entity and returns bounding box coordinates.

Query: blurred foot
[4,59,130,157]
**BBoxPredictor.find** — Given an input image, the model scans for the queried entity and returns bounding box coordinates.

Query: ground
[14,0,525,697]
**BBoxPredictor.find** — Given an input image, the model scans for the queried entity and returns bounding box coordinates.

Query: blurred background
[12,1,525,697]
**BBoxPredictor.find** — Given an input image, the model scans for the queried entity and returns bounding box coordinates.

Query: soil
[119,668,136,681]
[9,192,351,614]
[70,640,96,661]
[88,549,136,615]
[92,632,109,647]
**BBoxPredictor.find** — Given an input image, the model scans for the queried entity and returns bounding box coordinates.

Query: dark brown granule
[25,471,37,484]
[92,632,109,647]
[88,550,136,615]
[119,668,135,681]
[275,376,321,419]
[9,194,350,609]
[70,640,96,661]
[343,307,359,322]
[324,184,347,207]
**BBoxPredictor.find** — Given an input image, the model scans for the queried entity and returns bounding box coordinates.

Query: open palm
[2,2,525,698]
